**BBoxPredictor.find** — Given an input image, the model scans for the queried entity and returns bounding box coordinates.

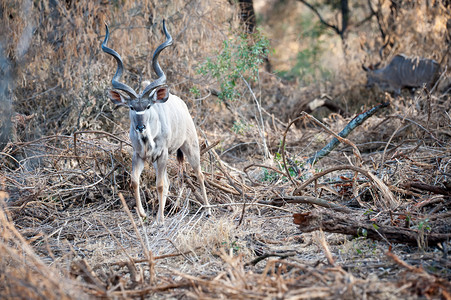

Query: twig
[385,251,422,272]
[293,209,451,245]
[22,84,59,101]
[71,258,106,289]
[281,115,305,186]
[200,139,220,156]
[244,250,298,266]
[210,149,249,197]
[73,130,131,160]
[9,134,73,155]
[297,0,341,36]
[388,115,443,145]
[96,218,139,279]
[221,142,258,156]
[185,176,206,205]
[241,75,270,160]
[110,281,193,297]
[0,151,20,166]
[379,123,403,170]
[315,230,335,266]
[211,148,247,177]
[243,163,287,185]
[204,177,241,195]
[118,193,154,283]
[293,165,398,209]
[237,176,247,227]
[107,247,203,269]
[261,106,288,128]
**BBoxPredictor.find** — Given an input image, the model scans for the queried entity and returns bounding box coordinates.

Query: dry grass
[1,0,450,299]
[1,89,450,298]
[1,0,240,140]
[0,196,87,299]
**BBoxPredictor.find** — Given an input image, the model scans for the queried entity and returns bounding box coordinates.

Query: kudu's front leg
[131,153,146,218]
[154,149,169,225]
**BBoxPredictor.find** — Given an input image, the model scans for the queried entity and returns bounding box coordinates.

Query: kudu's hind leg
[154,150,169,225]
[131,154,146,218]
[195,166,211,216]
[181,145,211,216]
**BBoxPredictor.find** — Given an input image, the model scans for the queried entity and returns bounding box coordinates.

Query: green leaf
[197,28,270,102]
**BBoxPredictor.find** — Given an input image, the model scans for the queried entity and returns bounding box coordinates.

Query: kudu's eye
[129,106,135,111]
[146,104,151,110]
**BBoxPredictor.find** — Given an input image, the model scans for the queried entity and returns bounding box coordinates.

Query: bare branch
[297,0,341,36]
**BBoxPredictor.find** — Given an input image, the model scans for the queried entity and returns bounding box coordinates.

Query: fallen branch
[259,196,352,213]
[305,102,389,166]
[293,209,451,246]
[400,182,451,196]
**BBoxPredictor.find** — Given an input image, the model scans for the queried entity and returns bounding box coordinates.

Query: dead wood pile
[1,89,450,299]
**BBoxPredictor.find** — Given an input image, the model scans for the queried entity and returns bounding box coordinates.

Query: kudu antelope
[102,21,211,224]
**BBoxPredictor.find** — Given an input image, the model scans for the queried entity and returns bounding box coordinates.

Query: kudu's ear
[108,90,128,107]
[153,86,170,104]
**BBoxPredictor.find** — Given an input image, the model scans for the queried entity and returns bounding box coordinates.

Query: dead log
[400,181,451,196]
[259,196,353,213]
[293,209,451,246]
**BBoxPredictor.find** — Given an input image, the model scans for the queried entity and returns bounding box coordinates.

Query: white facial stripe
[135,111,146,115]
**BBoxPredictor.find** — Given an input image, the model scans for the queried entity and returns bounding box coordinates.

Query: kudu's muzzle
[136,124,146,132]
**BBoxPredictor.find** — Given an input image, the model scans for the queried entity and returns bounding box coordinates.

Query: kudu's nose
[136,125,146,132]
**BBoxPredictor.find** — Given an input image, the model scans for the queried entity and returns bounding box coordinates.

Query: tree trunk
[238,0,256,33]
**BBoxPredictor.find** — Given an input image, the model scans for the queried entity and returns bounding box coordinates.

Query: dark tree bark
[341,0,349,39]
[238,0,256,33]
[234,0,273,73]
